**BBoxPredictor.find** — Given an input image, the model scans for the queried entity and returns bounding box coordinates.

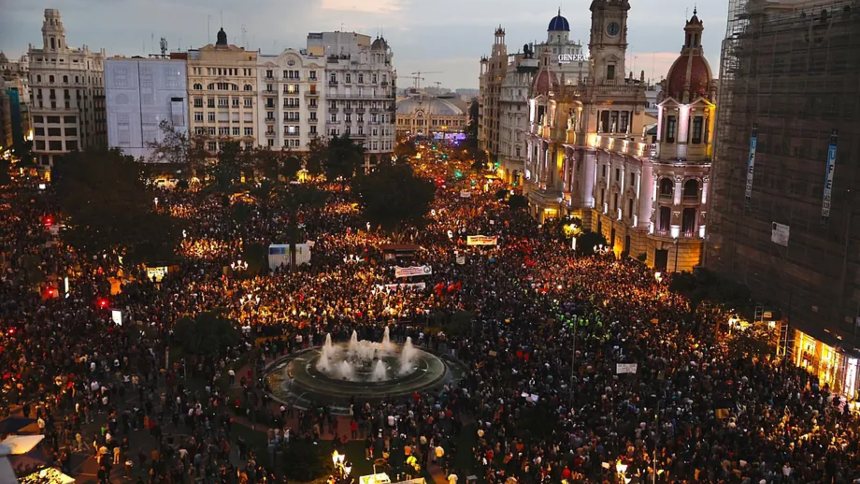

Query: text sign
[822,131,838,218]
[616,363,638,374]
[467,235,498,246]
[771,222,790,247]
[744,127,758,200]
[394,265,432,278]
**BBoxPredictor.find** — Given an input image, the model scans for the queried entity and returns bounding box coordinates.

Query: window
[683,179,699,199]
[615,168,620,182]
[245,127,253,136]
[63,116,76,123]
[682,208,697,236]
[659,206,671,232]
[193,83,203,90]
[49,141,62,150]
[208,113,215,121]
[358,74,364,83]
[49,75,55,83]
[208,99,215,108]
[330,114,337,122]
[266,70,273,79]
[232,127,240,136]
[244,84,253,91]
[194,98,203,108]
[330,73,336,83]
[208,127,216,136]
[665,116,676,143]
[62,75,68,83]
[628,199,634,218]
[47,116,60,123]
[232,98,240,107]
[218,97,228,107]
[345,73,351,83]
[630,173,636,187]
[691,116,703,144]
[219,127,230,135]
[244,98,253,107]
[606,65,615,81]
[619,111,629,133]
[309,70,317,80]
[659,178,674,197]
[194,112,204,122]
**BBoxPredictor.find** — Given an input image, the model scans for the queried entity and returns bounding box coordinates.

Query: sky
[0,0,727,89]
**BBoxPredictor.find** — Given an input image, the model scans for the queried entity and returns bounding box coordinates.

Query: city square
[0,0,859,483]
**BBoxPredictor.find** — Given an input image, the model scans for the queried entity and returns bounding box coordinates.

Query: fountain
[264,327,464,412]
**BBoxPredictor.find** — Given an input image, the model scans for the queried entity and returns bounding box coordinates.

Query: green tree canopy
[575,231,609,257]
[173,311,241,357]
[324,133,365,181]
[352,162,435,229]
[209,141,244,192]
[508,194,528,210]
[53,148,179,264]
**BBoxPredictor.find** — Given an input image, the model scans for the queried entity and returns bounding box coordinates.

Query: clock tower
[588,0,630,85]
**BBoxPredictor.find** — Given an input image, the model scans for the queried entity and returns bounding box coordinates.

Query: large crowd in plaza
[1,150,859,483]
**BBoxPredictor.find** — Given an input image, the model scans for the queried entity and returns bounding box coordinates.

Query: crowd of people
[1,147,859,483]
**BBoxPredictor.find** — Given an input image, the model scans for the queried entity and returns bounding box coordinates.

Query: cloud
[321,0,403,14]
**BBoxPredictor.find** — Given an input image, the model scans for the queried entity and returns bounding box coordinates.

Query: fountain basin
[263,343,463,413]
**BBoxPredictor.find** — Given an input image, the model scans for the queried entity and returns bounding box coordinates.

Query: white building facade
[105,58,188,160]
[256,49,326,152]
[308,32,396,170]
[28,8,106,165]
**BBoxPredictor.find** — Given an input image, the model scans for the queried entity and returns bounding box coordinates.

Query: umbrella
[0,417,35,435]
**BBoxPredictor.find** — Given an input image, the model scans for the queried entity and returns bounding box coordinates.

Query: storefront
[792,329,860,399]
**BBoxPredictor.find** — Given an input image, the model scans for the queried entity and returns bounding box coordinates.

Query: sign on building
[822,130,838,219]
[616,363,638,374]
[771,222,790,247]
[744,125,758,201]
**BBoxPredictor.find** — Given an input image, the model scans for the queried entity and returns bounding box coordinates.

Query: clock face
[607,21,620,36]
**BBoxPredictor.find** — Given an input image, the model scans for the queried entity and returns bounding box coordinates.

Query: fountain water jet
[399,337,418,375]
[371,360,388,382]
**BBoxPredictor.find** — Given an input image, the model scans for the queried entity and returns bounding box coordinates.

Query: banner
[455,255,466,265]
[822,130,838,218]
[744,126,757,201]
[376,282,426,291]
[616,363,638,374]
[459,190,472,199]
[145,266,169,283]
[394,265,432,278]
[467,235,498,246]
[771,222,790,247]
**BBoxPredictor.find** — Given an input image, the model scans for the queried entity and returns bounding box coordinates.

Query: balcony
[356,108,366,114]
[328,80,338,86]
[308,118,318,123]
[265,131,276,137]
[304,91,319,97]
[263,90,277,96]
[344,108,353,114]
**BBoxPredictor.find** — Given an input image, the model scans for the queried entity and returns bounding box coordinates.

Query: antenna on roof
[220,9,224,29]
[207,15,211,44]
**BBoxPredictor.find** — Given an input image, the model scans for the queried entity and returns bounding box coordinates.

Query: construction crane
[404,75,424,90]
[410,71,441,90]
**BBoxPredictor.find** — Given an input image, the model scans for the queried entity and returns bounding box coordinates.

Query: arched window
[659,178,674,197]
[193,83,203,90]
[244,84,253,91]
[62,75,68,83]
[683,179,699,199]
[659,206,671,232]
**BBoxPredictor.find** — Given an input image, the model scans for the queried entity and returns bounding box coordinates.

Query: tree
[394,135,418,160]
[148,121,209,177]
[305,137,326,176]
[282,154,303,180]
[508,194,528,210]
[352,163,435,228]
[324,133,365,182]
[210,141,243,192]
[173,311,241,357]
[0,158,10,186]
[575,231,609,257]
[53,149,180,264]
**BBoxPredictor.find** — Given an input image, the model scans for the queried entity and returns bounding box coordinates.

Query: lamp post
[673,237,679,272]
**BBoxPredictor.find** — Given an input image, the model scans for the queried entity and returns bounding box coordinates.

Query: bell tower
[42,9,67,52]
[588,0,630,85]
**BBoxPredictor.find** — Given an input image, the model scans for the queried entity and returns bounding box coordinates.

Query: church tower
[588,0,630,85]
[41,9,67,52]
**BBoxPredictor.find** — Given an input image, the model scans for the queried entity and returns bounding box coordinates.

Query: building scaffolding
[708,0,860,395]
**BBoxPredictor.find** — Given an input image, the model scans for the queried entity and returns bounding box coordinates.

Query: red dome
[665,51,712,103]
[532,69,560,95]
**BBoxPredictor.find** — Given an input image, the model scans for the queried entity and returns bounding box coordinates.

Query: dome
[663,11,712,103]
[664,54,712,102]
[548,9,570,31]
[532,68,560,95]
[371,36,389,51]
[396,96,465,116]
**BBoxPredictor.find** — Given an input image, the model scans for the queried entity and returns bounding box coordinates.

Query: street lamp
[231,259,249,272]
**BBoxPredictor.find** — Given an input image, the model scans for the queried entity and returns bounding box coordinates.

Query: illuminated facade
[525,1,714,272]
[395,94,467,138]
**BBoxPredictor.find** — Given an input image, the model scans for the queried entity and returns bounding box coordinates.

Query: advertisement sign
[467,235,498,246]
[771,222,790,247]
[822,130,838,218]
[394,265,432,278]
[616,363,638,374]
[744,126,758,201]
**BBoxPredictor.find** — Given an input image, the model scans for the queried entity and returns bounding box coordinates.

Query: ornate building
[185,28,259,153]
[256,48,326,152]
[308,32,397,171]
[524,0,715,272]
[28,9,106,165]
[479,11,589,188]
[395,93,468,138]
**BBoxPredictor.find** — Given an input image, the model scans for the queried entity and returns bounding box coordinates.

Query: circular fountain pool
[264,329,463,413]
